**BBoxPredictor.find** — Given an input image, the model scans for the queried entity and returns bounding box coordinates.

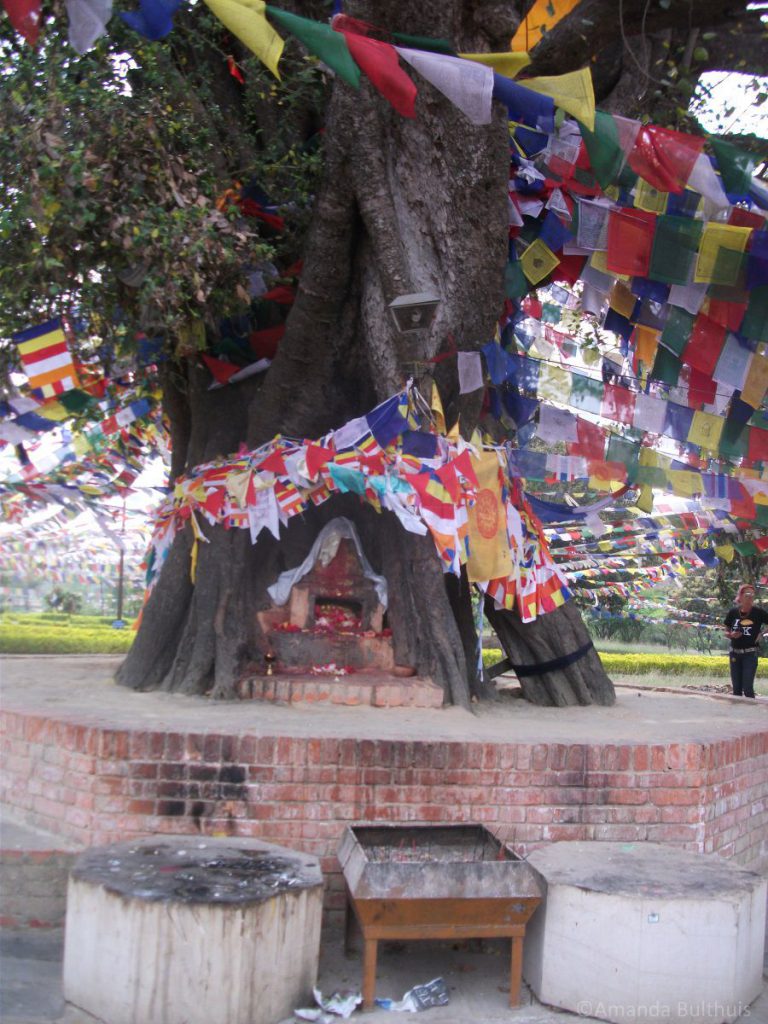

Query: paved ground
[2,655,767,745]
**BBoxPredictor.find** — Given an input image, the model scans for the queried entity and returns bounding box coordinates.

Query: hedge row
[482,649,765,678]
[0,623,134,654]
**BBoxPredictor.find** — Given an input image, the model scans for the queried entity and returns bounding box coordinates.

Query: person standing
[724,584,768,698]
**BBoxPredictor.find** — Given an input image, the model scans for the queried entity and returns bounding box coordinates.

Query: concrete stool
[63,836,323,1024]
[523,842,766,1024]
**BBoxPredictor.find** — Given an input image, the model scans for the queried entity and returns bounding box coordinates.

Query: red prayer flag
[729,207,765,230]
[436,462,462,503]
[705,297,747,332]
[681,315,726,378]
[450,449,479,488]
[341,31,416,118]
[257,449,287,475]
[686,367,716,408]
[249,324,285,359]
[202,354,239,385]
[2,0,39,43]
[601,383,635,425]
[305,444,334,479]
[569,417,605,459]
[552,253,586,286]
[748,427,768,464]
[627,125,704,194]
[261,285,295,305]
[606,209,656,277]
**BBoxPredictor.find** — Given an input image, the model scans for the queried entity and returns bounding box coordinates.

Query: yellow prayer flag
[511,0,580,50]
[634,485,654,513]
[430,381,446,435]
[521,67,595,131]
[687,411,724,452]
[633,179,668,214]
[590,249,628,280]
[37,400,70,422]
[666,469,702,497]
[609,281,636,319]
[741,354,768,409]
[537,363,570,403]
[203,0,283,78]
[466,452,513,583]
[694,224,752,286]
[458,52,530,78]
[715,543,735,563]
[520,238,559,284]
[634,326,659,376]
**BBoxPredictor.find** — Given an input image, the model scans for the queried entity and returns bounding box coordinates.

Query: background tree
[1,1,766,706]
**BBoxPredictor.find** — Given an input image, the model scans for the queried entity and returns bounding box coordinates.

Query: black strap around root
[487,639,595,680]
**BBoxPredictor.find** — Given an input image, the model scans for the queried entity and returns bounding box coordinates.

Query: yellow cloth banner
[203,0,283,78]
[666,469,702,497]
[521,67,595,131]
[466,452,512,583]
[687,411,724,452]
[634,326,659,376]
[511,0,580,50]
[430,381,446,435]
[520,238,560,284]
[742,354,768,409]
[458,51,530,78]
[609,281,637,319]
[537,363,570,403]
[633,179,668,214]
[634,485,654,513]
[694,224,752,286]
[715,543,735,563]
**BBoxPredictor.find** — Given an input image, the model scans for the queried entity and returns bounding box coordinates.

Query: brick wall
[2,710,767,919]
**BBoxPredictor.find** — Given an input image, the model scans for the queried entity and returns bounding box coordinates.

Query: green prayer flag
[580,111,624,189]
[58,389,95,414]
[568,372,602,415]
[392,31,453,54]
[659,306,694,357]
[741,286,768,343]
[719,419,749,462]
[267,7,360,88]
[734,540,759,556]
[606,435,639,480]
[504,260,528,300]
[709,137,758,195]
[648,215,703,286]
[650,344,681,386]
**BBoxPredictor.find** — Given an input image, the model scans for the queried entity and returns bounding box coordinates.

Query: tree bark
[118,0,615,707]
[485,598,615,707]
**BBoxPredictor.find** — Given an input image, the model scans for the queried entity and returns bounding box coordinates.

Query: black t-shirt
[724,605,768,650]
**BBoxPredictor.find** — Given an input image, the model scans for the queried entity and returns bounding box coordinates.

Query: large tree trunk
[118,0,616,707]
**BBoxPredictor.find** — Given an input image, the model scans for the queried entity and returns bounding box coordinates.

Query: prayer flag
[66,0,112,52]
[458,51,530,78]
[520,238,559,284]
[203,0,283,78]
[120,0,181,40]
[521,67,595,130]
[3,0,40,43]
[396,48,492,124]
[687,411,724,452]
[14,318,78,397]
[511,0,580,50]
[601,383,635,425]
[694,223,752,287]
[742,354,768,410]
[681,314,726,377]
[709,137,759,195]
[648,215,703,286]
[342,31,416,118]
[466,452,512,582]
[606,209,656,277]
[267,7,360,87]
[627,125,704,194]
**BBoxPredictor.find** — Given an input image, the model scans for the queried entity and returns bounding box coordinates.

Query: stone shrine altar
[245,518,442,707]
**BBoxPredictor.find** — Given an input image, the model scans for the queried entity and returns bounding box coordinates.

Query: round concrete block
[523,842,766,1024]
[63,837,323,1024]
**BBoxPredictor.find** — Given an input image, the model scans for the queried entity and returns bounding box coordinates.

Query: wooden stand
[345,886,529,1010]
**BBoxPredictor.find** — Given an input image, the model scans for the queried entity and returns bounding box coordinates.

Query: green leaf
[692,46,709,63]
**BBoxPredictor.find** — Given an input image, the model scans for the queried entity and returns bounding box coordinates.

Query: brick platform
[240,672,443,707]
[1,658,767,922]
